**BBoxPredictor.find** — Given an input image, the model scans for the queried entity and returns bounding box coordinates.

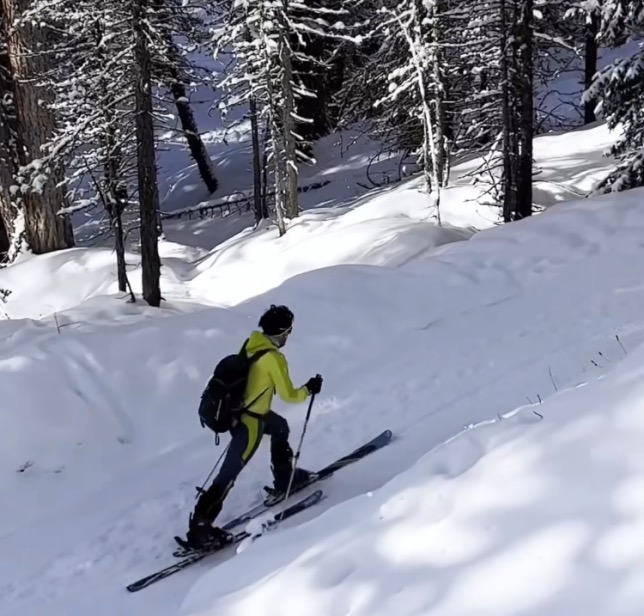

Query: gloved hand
[305,374,323,395]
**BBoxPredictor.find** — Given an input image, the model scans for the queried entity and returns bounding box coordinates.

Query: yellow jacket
[242,330,309,415]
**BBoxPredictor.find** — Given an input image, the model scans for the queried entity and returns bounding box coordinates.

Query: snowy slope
[0,122,618,321]
[158,120,620,254]
[1,116,643,616]
[155,40,638,216]
[2,183,644,616]
[185,333,644,616]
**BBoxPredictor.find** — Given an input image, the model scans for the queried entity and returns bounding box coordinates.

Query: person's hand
[305,374,323,395]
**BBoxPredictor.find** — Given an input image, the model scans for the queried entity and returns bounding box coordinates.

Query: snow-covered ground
[2,99,644,615]
[184,336,644,616]
[0,121,618,321]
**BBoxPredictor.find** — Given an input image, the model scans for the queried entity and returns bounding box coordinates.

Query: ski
[126,489,324,593]
[233,429,392,525]
[264,428,392,505]
[172,428,392,558]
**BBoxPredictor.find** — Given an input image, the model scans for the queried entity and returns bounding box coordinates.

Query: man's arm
[267,351,309,404]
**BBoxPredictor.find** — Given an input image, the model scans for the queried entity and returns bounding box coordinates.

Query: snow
[183,345,644,616]
[0,121,618,321]
[2,72,644,616]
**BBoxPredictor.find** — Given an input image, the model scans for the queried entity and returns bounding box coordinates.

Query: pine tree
[90,16,133,296]
[27,0,221,302]
[370,0,451,223]
[207,1,272,224]
[0,0,74,261]
[133,0,162,306]
[24,0,138,293]
[289,0,347,142]
[209,0,348,235]
[531,0,602,128]
[586,0,644,192]
[436,0,533,220]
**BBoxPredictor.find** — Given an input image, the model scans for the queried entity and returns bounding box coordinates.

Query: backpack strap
[241,347,275,417]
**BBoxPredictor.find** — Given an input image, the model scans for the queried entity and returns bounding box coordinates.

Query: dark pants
[192,411,294,526]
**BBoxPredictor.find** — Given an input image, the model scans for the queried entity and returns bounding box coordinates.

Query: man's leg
[188,416,263,547]
[263,411,312,493]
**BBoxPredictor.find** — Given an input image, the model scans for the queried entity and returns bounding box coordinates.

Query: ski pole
[195,441,229,498]
[278,377,319,518]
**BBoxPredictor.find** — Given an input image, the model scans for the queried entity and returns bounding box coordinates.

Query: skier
[185,304,323,550]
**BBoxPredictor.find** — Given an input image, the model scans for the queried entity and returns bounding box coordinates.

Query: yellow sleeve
[267,351,309,404]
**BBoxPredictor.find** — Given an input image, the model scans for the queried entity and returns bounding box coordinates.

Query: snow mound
[189,188,474,306]
[0,122,619,322]
[183,326,644,616]
[0,184,475,321]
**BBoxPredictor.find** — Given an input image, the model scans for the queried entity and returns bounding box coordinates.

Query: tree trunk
[113,206,129,294]
[269,110,287,236]
[515,0,533,219]
[103,141,130,294]
[263,5,287,235]
[0,215,7,258]
[261,124,269,220]
[406,5,433,195]
[0,0,74,255]
[133,0,161,306]
[584,10,599,124]
[169,77,218,194]
[278,2,299,221]
[148,0,217,195]
[432,0,451,188]
[0,33,18,255]
[500,0,516,222]
[249,95,266,223]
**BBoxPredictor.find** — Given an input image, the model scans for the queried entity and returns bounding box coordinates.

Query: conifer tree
[0,0,74,261]
[586,0,644,192]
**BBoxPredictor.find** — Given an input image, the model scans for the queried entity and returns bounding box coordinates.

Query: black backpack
[198,340,272,438]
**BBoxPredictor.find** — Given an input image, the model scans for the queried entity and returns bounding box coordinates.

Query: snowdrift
[0,185,475,321]
[183,316,644,616]
[1,122,618,322]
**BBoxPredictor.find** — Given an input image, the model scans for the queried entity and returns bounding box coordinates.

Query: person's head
[258,304,294,347]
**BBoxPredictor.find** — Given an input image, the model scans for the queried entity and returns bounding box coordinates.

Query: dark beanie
[259,304,294,336]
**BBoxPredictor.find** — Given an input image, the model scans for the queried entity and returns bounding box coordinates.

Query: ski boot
[264,467,316,505]
[181,516,234,553]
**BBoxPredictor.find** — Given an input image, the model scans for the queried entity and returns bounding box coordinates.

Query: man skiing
[185,304,323,550]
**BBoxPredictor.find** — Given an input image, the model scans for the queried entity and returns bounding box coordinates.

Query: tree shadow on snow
[186,401,643,616]
[297,411,640,616]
